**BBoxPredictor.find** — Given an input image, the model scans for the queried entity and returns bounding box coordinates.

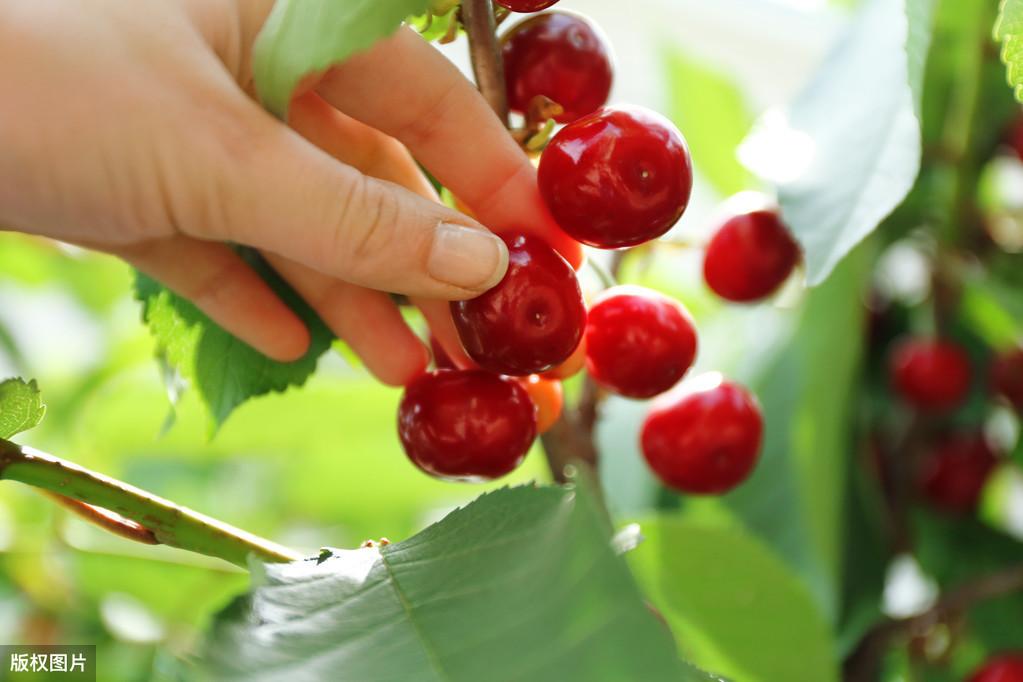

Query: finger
[289,93,471,374]
[316,28,584,268]
[113,236,310,362]
[288,93,436,202]
[193,90,509,301]
[267,255,429,386]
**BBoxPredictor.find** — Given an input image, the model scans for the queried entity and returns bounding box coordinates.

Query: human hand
[0,0,582,383]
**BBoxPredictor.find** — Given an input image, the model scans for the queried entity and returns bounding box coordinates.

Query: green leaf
[0,378,46,439]
[958,271,1023,350]
[664,48,755,198]
[996,0,1023,101]
[628,516,839,682]
[198,484,717,681]
[253,0,432,119]
[752,0,935,284]
[134,250,333,433]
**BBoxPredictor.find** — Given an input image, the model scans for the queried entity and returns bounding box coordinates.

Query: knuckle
[334,175,402,279]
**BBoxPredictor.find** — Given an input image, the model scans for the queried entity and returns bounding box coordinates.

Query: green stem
[0,438,301,567]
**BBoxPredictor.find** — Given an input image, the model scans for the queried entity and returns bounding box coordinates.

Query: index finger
[314,27,584,268]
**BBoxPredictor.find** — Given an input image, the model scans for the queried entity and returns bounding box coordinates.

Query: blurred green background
[2,0,1023,680]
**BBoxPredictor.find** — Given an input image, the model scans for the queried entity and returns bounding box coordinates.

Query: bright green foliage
[134,251,334,432]
[253,0,432,119]
[0,378,46,440]
[766,0,934,285]
[198,484,715,682]
[628,517,838,682]
[996,0,1023,101]
[664,48,756,198]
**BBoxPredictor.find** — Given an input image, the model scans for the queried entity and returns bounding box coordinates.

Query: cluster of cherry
[883,337,1023,514]
[397,0,802,494]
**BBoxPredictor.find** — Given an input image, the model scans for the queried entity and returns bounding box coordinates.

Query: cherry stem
[0,437,301,567]
[463,0,509,126]
[541,252,625,484]
[844,561,1023,681]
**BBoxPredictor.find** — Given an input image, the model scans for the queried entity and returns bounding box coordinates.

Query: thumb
[198,110,509,300]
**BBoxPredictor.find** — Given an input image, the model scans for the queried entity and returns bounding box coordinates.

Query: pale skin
[0,0,582,385]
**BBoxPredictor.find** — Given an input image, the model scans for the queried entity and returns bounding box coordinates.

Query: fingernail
[428,223,508,291]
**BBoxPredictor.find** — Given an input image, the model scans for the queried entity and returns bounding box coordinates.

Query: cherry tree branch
[462,0,509,126]
[0,438,301,567]
[845,562,1023,681]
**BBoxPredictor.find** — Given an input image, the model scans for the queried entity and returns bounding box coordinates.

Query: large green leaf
[134,250,334,433]
[664,48,755,198]
[198,485,716,682]
[628,517,838,682]
[253,0,432,119]
[756,0,934,284]
[997,0,1023,101]
[0,378,46,440]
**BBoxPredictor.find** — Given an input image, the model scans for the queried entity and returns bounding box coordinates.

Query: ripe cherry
[519,375,564,434]
[641,376,764,495]
[970,654,1023,682]
[539,105,693,249]
[585,286,698,399]
[703,196,801,302]
[494,0,561,12]
[1006,116,1023,163]
[991,346,1023,412]
[889,338,972,412]
[917,433,997,514]
[398,370,537,481]
[501,12,612,124]
[451,233,586,376]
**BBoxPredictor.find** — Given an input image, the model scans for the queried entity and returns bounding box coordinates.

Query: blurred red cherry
[969,653,1023,682]
[991,346,1023,412]
[889,338,972,412]
[917,433,998,514]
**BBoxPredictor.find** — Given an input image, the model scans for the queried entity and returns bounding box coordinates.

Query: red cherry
[992,346,1023,412]
[704,197,801,302]
[641,376,764,494]
[494,0,561,12]
[429,335,455,370]
[501,12,612,124]
[451,233,586,376]
[917,433,997,514]
[398,370,537,481]
[539,105,693,249]
[585,286,698,398]
[889,338,972,412]
[970,654,1023,682]
[1006,116,1023,163]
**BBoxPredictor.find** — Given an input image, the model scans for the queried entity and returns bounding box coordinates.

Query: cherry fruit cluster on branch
[880,335,1023,514]
[398,0,804,494]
